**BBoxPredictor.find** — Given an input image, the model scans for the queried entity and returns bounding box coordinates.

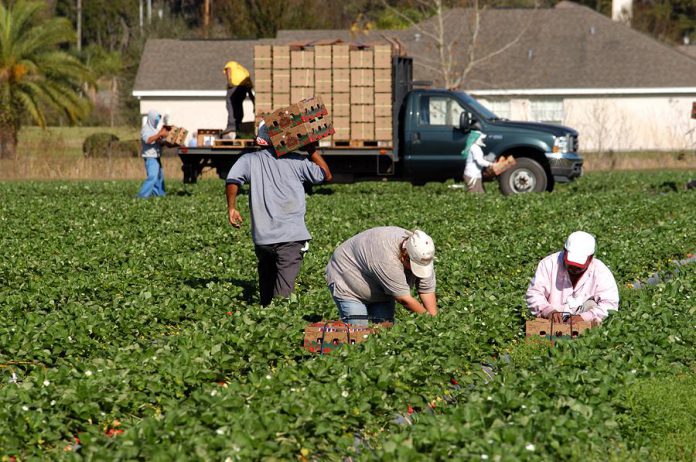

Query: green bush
[82,132,119,157]
[82,134,139,158]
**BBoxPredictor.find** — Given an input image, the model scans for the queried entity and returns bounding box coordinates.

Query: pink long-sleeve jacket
[526,251,620,323]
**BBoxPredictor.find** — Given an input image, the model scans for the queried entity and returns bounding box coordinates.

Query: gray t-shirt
[226,149,325,245]
[325,226,436,303]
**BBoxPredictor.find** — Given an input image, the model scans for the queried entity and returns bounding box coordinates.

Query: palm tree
[0,0,93,159]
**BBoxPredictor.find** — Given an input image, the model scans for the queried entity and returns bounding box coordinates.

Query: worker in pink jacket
[526,231,619,323]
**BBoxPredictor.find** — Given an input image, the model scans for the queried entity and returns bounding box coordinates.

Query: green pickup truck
[178,57,582,194]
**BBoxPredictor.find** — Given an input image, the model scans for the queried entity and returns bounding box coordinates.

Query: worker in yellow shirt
[222,61,254,139]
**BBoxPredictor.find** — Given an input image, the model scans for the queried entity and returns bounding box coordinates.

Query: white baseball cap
[564,231,596,269]
[405,230,435,278]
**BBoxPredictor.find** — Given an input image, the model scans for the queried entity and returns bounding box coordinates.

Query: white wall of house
[478,92,696,152]
[138,95,255,145]
[564,96,696,152]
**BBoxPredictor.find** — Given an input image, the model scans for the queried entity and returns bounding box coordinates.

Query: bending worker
[225,122,332,306]
[526,231,619,323]
[222,60,254,138]
[325,227,437,326]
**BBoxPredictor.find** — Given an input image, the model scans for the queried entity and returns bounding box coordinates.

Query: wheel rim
[509,168,536,193]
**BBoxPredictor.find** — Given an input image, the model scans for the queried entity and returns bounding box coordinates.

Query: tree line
[1,0,695,159]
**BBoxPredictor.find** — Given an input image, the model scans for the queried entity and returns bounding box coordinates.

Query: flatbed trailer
[177,144,399,184]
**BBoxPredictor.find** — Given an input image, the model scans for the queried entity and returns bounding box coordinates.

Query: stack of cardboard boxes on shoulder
[262,95,334,156]
[254,41,395,146]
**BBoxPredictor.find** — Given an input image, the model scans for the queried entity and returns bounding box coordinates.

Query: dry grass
[2,126,695,181]
[583,151,696,171]
[0,156,187,181]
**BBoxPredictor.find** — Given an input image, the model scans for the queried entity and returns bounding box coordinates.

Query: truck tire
[499,157,547,195]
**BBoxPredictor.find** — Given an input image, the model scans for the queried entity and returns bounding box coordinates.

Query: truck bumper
[546,152,583,183]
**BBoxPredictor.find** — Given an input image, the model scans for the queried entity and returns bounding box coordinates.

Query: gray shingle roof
[133,2,696,93]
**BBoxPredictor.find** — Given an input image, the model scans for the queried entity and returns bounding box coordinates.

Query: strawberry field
[1,171,695,461]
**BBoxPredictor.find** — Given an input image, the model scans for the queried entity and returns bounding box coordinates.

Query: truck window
[418,96,465,127]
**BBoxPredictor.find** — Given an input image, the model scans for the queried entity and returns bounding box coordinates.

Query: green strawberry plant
[0,170,694,460]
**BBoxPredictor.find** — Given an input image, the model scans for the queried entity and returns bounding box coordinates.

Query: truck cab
[401,89,583,193]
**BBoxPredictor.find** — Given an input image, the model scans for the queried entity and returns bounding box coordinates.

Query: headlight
[553,135,569,153]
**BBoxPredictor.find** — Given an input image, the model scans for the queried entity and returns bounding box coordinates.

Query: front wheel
[499,158,548,195]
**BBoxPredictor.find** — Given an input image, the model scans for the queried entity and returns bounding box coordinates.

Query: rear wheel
[499,157,548,195]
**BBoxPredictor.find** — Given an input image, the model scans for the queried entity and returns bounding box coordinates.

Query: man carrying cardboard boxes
[225,98,333,306]
[137,110,170,199]
[526,231,620,324]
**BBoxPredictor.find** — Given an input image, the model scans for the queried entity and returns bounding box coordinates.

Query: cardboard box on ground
[262,95,335,156]
[303,320,392,354]
[525,318,598,345]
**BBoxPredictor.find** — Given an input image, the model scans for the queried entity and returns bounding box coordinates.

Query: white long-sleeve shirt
[526,251,620,323]
[463,144,493,179]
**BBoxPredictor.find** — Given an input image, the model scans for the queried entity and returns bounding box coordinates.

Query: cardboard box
[295,95,328,121]
[272,45,290,68]
[265,105,302,138]
[332,117,350,140]
[375,93,391,117]
[255,91,272,113]
[351,86,374,105]
[351,122,374,140]
[490,155,517,175]
[315,69,332,94]
[484,156,517,178]
[375,116,392,141]
[332,68,350,93]
[375,68,392,93]
[196,128,219,147]
[291,86,314,103]
[315,45,332,68]
[291,49,314,68]
[165,126,188,146]
[303,321,391,354]
[254,45,272,69]
[351,104,375,123]
[350,48,374,68]
[332,44,350,68]
[291,68,314,87]
[255,68,272,93]
[273,69,290,93]
[350,68,374,86]
[273,92,290,108]
[271,123,309,156]
[307,116,335,141]
[374,44,392,68]
[525,318,596,345]
[332,93,350,117]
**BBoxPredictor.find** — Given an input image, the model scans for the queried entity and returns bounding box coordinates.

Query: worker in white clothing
[462,130,494,193]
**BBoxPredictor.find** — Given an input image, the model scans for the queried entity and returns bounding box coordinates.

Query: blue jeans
[137,157,165,198]
[329,284,395,326]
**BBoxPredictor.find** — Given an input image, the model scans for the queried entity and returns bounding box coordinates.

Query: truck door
[405,94,468,182]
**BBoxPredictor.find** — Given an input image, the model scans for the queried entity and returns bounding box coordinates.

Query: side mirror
[459,112,471,131]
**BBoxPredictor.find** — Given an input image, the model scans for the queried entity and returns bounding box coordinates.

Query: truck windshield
[456,92,499,121]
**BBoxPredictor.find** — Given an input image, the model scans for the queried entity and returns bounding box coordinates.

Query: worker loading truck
[178,42,583,195]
